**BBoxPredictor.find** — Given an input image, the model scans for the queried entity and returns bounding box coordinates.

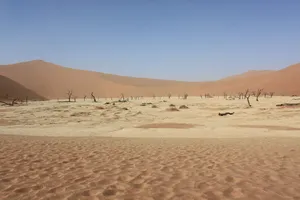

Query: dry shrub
[169,104,175,107]
[166,107,179,112]
[152,105,158,108]
[179,105,189,109]
[70,112,91,117]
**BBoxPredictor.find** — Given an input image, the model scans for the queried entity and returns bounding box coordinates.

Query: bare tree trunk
[84,95,86,101]
[244,89,251,107]
[246,95,251,107]
[256,89,263,101]
[67,90,73,102]
[183,93,188,99]
[244,89,249,99]
[91,92,97,102]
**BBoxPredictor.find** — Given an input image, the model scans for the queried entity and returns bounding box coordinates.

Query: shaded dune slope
[0,75,45,100]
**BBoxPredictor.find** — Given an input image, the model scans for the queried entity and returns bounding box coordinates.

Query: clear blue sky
[1,0,299,81]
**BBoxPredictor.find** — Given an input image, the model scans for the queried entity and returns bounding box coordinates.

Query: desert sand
[1,96,300,199]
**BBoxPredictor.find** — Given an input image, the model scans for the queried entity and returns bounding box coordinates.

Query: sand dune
[0,75,45,100]
[0,60,299,99]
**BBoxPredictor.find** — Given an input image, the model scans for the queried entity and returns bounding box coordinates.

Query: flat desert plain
[1,96,300,200]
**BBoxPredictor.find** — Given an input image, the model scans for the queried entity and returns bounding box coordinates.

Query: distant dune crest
[0,60,299,99]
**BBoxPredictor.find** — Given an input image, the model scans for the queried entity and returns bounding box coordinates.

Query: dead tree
[269,92,274,98]
[121,93,125,101]
[168,93,171,99]
[244,89,251,107]
[183,93,188,99]
[263,92,268,98]
[251,91,256,97]
[0,98,18,106]
[84,95,87,101]
[25,96,28,104]
[67,90,73,102]
[256,89,263,101]
[91,92,97,102]
[223,92,227,99]
[238,92,243,99]
[244,89,249,99]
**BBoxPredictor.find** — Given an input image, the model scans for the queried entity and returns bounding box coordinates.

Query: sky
[0,0,300,81]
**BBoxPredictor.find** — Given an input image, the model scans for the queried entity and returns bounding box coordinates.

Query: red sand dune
[0,75,45,100]
[0,60,299,99]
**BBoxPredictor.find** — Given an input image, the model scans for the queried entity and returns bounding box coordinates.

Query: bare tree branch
[0,98,18,106]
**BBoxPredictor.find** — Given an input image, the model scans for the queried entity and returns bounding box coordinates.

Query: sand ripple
[1,135,300,200]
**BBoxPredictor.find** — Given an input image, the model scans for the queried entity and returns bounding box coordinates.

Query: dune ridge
[0,60,299,99]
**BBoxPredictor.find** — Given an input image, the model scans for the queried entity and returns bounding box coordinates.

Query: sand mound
[136,123,195,129]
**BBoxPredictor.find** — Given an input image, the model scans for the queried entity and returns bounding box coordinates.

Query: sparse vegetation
[179,105,189,109]
[166,107,179,112]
